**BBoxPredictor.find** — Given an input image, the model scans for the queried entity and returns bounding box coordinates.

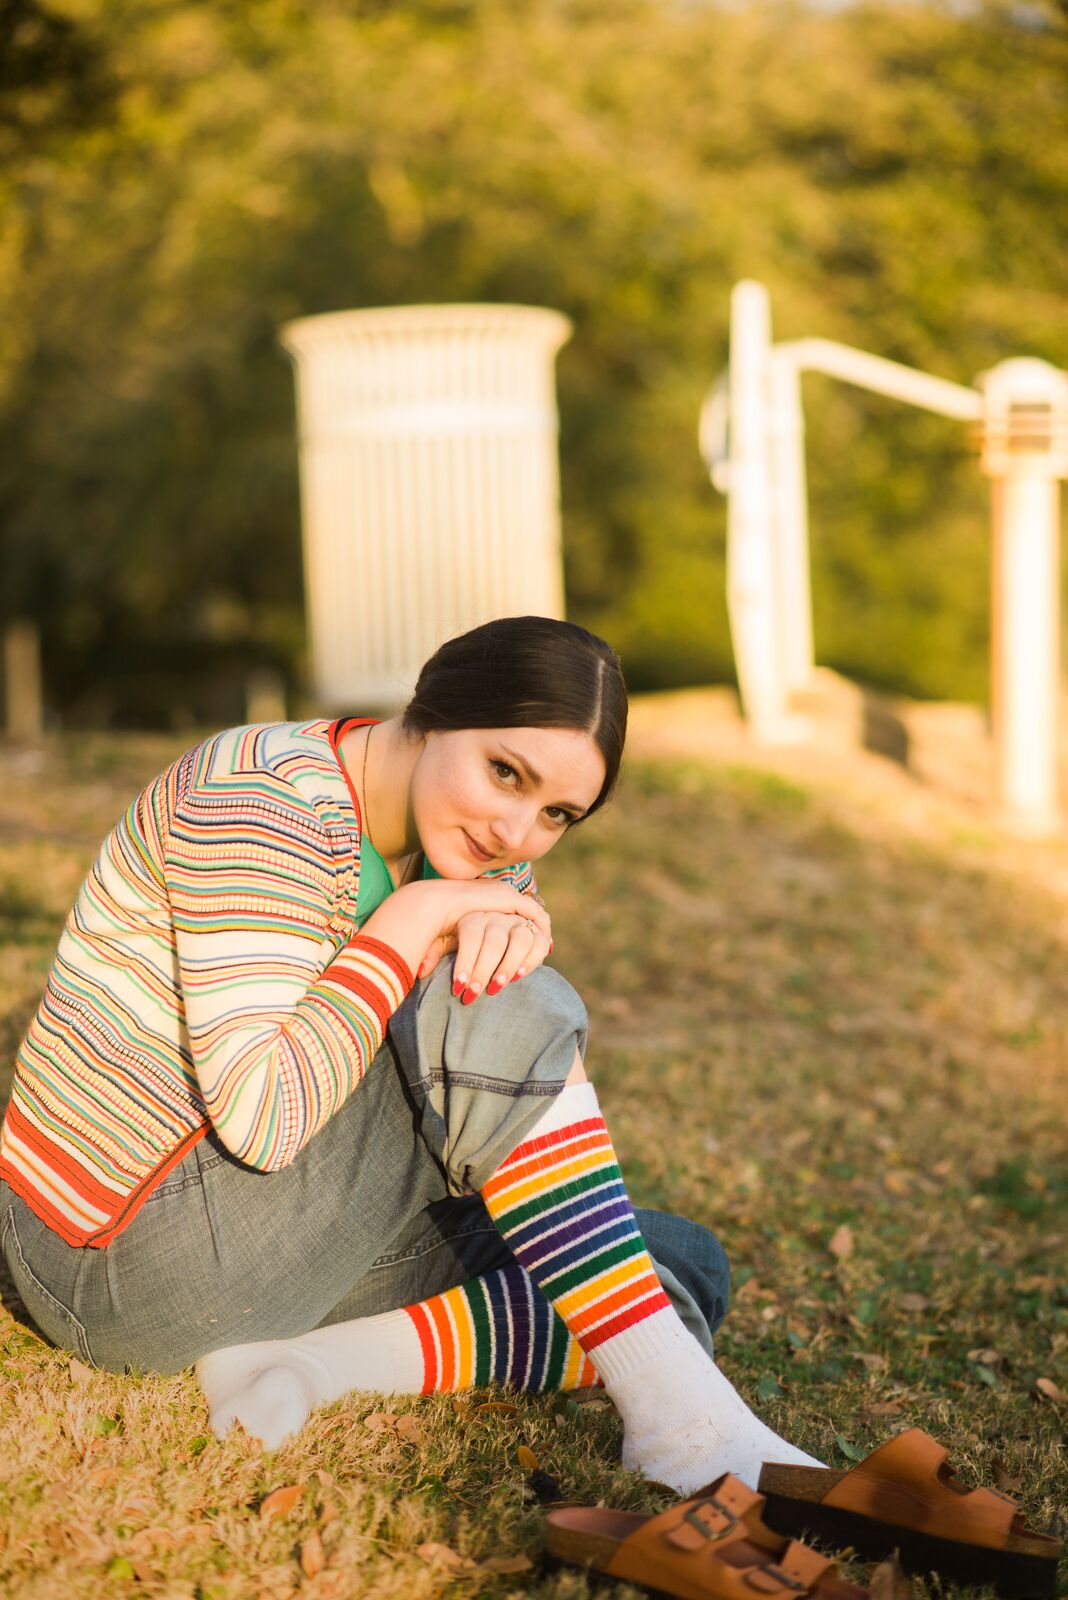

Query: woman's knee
[391,961,588,1193]
[401,959,588,1094]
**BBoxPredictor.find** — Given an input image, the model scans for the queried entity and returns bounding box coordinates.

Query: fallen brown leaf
[68,1358,93,1386]
[870,1553,913,1600]
[1034,1377,1066,1403]
[828,1225,854,1260]
[415,1541,476,1571]
[516,1445,539,1470]
[259,1484,306,1523]
[884,1172,910,1197]
[300,1532,325,1579]
[318,1499,338,1527]
[991,1456,1024,1494]
[479,1554,534,1575]
[363,1411,398,1434]
[395,1415,428,1446]
[314,1468,335,1488]
[967,1348,1002,1367]
[851,1353,888,1372]
[475,1400,518,1416]
[863,1400,905,1420]
[898,1293,929,1313]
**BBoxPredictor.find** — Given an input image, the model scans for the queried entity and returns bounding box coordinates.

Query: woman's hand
[358,878,551,990]
[439,908,552,1001]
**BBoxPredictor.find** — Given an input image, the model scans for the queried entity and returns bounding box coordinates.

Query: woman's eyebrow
[498,744,587,816]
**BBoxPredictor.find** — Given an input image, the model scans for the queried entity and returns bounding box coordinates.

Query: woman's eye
[491,759,518,784]
[544,807,571,827]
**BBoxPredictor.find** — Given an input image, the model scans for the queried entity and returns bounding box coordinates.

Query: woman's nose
[490,808,532,852]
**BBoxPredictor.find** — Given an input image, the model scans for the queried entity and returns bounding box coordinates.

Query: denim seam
[3,1205,94,1366]
[426,1071,561,1097]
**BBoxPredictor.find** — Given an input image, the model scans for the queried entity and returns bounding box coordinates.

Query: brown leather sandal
[545,1471,870,1600]
[758,1430,1062,1599]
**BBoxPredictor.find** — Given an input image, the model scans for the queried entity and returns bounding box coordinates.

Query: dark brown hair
[403,616,627,817]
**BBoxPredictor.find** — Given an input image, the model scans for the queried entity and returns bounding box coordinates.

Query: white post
[767,349,813,693]
[726,281,799,741]
[977,358,1068,835]
[4,619,43,741]
[281,304,571,710]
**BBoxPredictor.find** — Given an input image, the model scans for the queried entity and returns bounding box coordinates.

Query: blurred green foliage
[1,0,1066,723]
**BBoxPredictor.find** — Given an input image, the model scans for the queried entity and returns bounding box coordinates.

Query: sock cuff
[524,1079,601,1139]
[584,1305,702,1384]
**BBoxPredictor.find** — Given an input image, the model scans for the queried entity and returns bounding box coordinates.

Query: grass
[0,728,1065,1599]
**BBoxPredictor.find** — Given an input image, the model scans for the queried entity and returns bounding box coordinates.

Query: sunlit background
[2,0,1066,728]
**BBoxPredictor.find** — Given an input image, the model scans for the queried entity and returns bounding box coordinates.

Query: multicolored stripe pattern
[480,1115,672,1353]
[405,1265,599,1392]
[0,719,537,1249]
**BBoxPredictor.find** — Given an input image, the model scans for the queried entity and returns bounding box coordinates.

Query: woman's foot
[612,1319,823,1493]
[196,1342,331,1448]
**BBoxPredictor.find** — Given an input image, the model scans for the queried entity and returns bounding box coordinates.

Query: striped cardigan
[0,720,535,1248]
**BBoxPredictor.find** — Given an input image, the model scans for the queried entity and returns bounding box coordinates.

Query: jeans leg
[318,1196,730,1360]
[10,962,587,1374]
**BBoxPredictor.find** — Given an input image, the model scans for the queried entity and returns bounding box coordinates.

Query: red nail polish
[461,990,475,1005]
[487,978,502,995]
[452,981,463,997]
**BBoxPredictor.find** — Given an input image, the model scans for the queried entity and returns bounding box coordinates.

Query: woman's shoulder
[176,720,353,818]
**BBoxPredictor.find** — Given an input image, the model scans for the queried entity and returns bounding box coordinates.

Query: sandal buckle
[746,1562,809,1594]
[683,1494,739,1542]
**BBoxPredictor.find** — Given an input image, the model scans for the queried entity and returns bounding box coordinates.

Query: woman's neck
[340,716,422,869]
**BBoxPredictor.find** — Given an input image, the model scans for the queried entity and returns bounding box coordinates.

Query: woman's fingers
[487,920,548,994]
[451,912,551,1001]
[416,931,457,981]
[447,881,552,943]
[453,915,512,1003]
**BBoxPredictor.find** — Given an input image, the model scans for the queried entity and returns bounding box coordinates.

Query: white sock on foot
[598,1313,823,1493]
[196,1308,423,1448]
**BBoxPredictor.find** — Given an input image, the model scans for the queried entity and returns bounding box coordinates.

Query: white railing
[282,304,571,710]
[701,280,1068,835]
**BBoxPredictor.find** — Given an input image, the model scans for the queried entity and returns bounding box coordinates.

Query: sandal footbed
[760,1490,1060,1600]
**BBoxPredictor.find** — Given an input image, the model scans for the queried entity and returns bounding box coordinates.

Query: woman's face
[409,725,607,877]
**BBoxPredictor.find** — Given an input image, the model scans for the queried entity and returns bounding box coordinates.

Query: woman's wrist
[357,881,443,974]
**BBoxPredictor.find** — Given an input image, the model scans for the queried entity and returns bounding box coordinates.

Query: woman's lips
[462,829,495,863]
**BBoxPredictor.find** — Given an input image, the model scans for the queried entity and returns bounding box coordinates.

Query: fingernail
[512,968,526,981]
[487,978,503,995]
[461,984,481,1005]
[452,974,467,997]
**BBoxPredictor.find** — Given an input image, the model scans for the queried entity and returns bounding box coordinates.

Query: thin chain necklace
[361,722,419,886]
[360,722,374,842]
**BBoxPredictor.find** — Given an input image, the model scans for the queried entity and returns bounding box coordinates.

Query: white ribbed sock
[196,1308,422,1449]
[609,1315,823,1492]
[483,1080,823,1493]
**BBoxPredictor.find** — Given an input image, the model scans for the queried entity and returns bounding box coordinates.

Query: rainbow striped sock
[479,1082,674,1373]
[405,1263,599,1393]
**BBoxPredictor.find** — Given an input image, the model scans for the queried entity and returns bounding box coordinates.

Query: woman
[0,617,818,1493]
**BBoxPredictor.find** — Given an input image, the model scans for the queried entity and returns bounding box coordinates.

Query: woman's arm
[171,758,549,1172]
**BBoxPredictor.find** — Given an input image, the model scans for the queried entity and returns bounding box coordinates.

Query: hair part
[402,616,627,817]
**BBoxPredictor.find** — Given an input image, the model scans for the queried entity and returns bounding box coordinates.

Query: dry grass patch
[0,731,1065,1598]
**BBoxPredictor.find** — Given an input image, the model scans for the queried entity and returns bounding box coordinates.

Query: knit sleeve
[167,745,413,1171]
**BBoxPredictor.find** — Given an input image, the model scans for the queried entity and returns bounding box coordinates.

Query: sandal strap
[745,1542,836,1594]
[607,1477,842,1600]
[823,1429,1019,1549]
[661,1476,767,1552]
